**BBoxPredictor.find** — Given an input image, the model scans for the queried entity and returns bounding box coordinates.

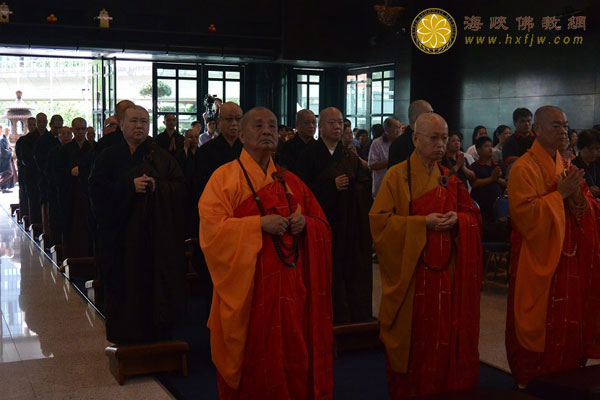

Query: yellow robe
[507,140,566,352]
[369,152,441,372]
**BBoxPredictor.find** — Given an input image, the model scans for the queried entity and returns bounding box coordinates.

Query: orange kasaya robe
[506,139,600,385]
[198,149,333,400]
[369,152,483,399]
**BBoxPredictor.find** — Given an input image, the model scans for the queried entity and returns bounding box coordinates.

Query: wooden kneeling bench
[28,223,42,239]
[21,215,30,230]
[61,257,96,281]
[38,233,49,250]
[527,364,600,399]
[105,341,189,385]
[50,245,63,266]
[85,279,102,306]
[333,321,381,358]
[9,203,18,217]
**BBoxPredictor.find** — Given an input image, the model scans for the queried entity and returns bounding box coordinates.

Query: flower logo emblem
[411,8,457,55]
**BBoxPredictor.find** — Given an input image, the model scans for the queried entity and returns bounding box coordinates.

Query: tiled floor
[0,189,174,400]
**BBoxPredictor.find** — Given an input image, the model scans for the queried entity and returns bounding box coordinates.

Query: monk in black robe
[94,101,134,157]
[297,107,373,323]
[155,114,184,157]
[34,114,62,237]
[57,118,94,258]
[387,100,433,168]
[176,129,201,239]
[89,105,186,344]
[15,117,37,220]
[47,127,73,247]
[278,109,316,175]
[19,115,44,224]
[197,102,244,195]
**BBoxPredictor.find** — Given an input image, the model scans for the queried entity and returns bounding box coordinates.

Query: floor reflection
[0,221,50,361]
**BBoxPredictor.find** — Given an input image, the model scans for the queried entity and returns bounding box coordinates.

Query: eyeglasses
[104,123,117,128]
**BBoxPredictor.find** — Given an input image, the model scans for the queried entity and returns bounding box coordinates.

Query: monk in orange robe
[506,105,600,386]
[370,113,483,399]
[198,107,333,400]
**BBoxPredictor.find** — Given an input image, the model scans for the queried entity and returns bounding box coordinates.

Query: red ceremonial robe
[506,144,600,385]
[200,151,333,400]
[371,156,482,399]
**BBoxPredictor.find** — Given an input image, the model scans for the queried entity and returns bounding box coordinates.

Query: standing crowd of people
[9,96,600,399]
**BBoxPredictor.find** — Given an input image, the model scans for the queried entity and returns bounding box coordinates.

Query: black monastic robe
[297,138,373,323]
[278,134,315,175]
[89,137,186,344]
[57,140,94,258]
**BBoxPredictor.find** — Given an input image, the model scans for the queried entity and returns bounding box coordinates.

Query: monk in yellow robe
[198,107,333,399]
[370,113,483,399]
[506,105,600,386]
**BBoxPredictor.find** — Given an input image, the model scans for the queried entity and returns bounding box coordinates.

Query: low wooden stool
[61,257,96,281]
[50,245,63,266]
[527,364,600,399]
[84,279,102,306]
[105,341,189,385]
[9,203,18,217]
[333,321,381,358]
[28,223,42,239]
[21,215,30,230]
[38,233,49,250]
[15,208,20,221]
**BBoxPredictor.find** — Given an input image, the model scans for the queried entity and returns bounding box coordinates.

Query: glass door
[91,58,117,134]
[152,63,201,137]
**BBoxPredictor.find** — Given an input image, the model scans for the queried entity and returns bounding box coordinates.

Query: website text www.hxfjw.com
[464,34,583,46]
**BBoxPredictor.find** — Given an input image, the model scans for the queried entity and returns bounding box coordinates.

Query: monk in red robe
[506,105,600,386]
[370,113,483,399]
[198,106,333,399]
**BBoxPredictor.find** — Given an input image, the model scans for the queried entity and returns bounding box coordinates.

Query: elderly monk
[506,105,600,386]
[89,105,186,343]
[296,107,373,324]
[370,113,483,399]
[198,106,333,399]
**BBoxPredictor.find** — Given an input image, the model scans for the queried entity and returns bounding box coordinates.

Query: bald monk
[199,107,333,399]
[296,107,373,323]
[370,113,483,399]
[387,100,434,168]
[506,105,600,386]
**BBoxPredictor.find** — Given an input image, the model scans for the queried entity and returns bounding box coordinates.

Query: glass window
[208,80,223,99]
[208,70,223,79]
[179,69,197,78]
[226,71,240,79]
[225,81,241,105]
[178,80,197,113]
[157,68,176,77]
[296,72,321,114]
[346,68,395,131]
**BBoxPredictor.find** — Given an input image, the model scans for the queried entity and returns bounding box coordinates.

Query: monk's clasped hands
[261,213,305,236]
[556,165,585,199]
[425,211,458,231]
[133,174,156,193]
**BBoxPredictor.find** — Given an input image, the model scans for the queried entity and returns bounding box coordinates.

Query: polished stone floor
[0,190,174,400]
